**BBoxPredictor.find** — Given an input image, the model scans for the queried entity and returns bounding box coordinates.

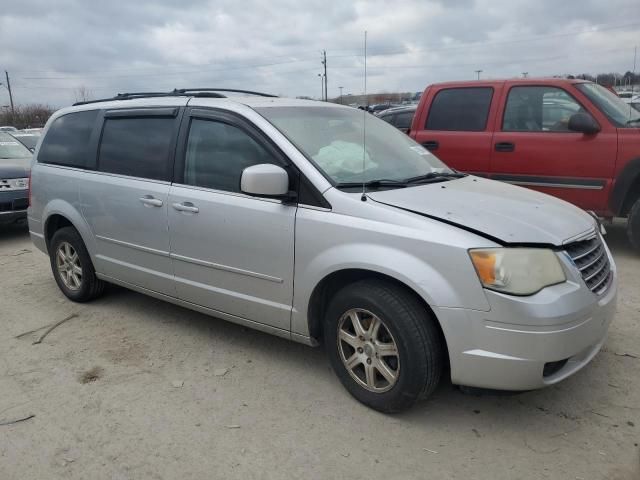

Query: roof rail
[173,88,278,98]
[72,88,277,106]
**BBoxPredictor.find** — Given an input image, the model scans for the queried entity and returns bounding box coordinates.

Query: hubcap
[56,242,82,291]
[337,308,400,393]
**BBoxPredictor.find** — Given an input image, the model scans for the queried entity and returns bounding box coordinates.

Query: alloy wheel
[337,308,400,393]
[56,241,83,291]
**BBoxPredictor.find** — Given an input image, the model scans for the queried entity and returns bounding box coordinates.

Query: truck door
[411,84,499,176]
[490,84,617,212]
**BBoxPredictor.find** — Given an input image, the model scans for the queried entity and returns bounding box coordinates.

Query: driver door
[491,85,617,211]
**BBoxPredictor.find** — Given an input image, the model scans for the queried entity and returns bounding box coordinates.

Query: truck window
[425,87,493,131]
[503,86,586,132]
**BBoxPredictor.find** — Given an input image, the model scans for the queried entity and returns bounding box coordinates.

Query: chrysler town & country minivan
[28,89,617,412]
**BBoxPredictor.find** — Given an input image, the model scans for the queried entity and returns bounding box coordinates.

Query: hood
[0,159,30,179]
[367,176,595,246]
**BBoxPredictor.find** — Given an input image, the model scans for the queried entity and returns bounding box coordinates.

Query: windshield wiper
[335,179,408,190]
[403,171,467,184]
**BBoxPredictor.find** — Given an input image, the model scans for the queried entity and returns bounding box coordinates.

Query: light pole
[522,72,529,78]
[475,69,483,80]
[339,86,344,104]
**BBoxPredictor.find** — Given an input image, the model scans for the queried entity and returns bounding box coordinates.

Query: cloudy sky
[0,0,638,107]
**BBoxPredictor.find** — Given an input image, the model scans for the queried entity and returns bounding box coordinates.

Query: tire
[49,227,105,302]
[628,197,640,251]
[324,279,444,413]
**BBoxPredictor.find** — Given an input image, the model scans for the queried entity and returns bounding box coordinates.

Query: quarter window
[502,86,586,132]
[183,118,280,193]
[98,117,175,180]
[426,87,493,131]
[38,110,99,168]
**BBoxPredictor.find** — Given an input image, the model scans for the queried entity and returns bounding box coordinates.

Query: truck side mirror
[568,113,600,135]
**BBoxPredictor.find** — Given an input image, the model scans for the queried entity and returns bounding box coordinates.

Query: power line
[327,21,640,59]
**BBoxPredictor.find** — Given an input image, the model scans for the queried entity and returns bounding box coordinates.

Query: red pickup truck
[410,78,640,250]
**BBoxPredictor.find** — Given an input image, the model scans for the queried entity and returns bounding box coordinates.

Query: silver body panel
[28,95,618,391]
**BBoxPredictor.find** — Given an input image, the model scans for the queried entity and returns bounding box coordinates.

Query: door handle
[495,142,515,152]
[139,195,163,207]
[422,140,439,151]
[172,202,199,213]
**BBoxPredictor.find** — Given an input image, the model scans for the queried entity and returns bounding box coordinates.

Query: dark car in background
[0,131,32,226]
[377,105,416,134]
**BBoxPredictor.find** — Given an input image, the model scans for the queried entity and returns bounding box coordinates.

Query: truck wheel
[324,279,444,413]
[628,197,640,251]
[49,227,105,302]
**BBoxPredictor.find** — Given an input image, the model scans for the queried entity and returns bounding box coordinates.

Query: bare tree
[73,86,93,103]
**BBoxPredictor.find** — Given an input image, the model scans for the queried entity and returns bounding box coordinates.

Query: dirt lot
[0,222,638,480]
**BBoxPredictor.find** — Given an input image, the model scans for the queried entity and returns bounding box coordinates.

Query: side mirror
[240,164,290,198]
[568,113,600,135]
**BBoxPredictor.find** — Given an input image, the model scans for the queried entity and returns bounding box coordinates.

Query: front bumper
[436,255,617,391]
[0,190,28,225]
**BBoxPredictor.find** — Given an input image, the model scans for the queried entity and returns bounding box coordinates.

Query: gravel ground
[0,222,638,480]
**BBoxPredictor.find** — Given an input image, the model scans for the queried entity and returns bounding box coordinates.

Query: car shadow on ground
[0,222,29,242]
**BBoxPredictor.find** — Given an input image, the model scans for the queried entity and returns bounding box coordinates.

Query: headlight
[0,177,29,190]
[469,248,566,296]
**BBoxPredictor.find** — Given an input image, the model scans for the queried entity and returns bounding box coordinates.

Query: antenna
[361,30,368,202]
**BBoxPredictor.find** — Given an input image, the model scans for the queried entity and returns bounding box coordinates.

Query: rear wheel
[628,197,640,252]
[49,227,105,302]
[324,279,444,413]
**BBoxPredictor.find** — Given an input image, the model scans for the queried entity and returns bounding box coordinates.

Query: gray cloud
[0,0,638,107]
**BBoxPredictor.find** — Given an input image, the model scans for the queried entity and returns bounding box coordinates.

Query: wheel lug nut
[357,347,363,353]
[366,358,372,364]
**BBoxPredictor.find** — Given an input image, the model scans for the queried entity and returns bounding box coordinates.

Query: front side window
[98,117,175,181]
[38,110,98,167]
[256,106,450,186]
[426,87,493,131]
[183,118,280,193]
[0,131,32,161]
[576,83,640,127]
[503,86,586,132]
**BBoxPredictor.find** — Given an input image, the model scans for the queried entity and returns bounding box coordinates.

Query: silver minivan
[28,90,617,412]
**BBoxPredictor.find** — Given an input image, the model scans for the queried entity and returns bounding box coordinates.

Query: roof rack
[73,88,277,106]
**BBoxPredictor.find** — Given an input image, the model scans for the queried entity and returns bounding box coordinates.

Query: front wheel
[628,197,640,252]
[324,279,444,413]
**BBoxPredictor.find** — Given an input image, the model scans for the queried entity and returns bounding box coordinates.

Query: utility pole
[4,71,14,116]
[475,69,482,80]
[317,73,324,101]
[522,72,529,78]
[321,50,328,102]
[339,86,343,104]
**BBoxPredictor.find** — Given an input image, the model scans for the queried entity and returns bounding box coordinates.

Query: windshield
[0,132,32,159]
[255,106,450,186]
[576,83,640,127]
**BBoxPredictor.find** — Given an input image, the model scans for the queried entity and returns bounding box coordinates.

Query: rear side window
[98,117,175,181]
[425,87,493,131]
[39,110,98,167]
[183,118,280,193]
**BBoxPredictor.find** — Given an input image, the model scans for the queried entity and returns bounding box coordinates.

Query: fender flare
[42,200,96,260]
[610,157,640,216]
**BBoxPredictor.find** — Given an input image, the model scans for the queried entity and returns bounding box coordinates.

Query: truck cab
[410,78,640,250]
